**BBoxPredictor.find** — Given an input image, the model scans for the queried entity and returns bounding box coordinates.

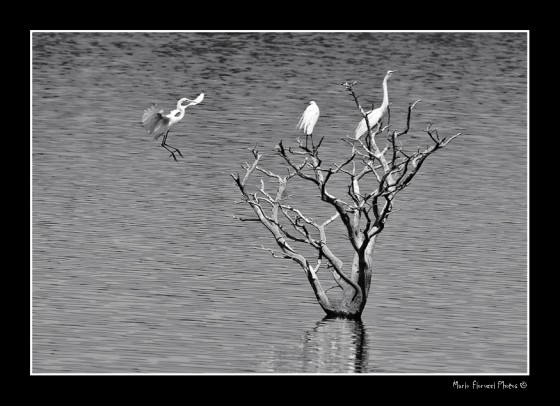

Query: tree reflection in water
[262,317,375,373]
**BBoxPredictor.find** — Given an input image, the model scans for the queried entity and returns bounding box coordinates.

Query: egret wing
[307,105,320,134]
[354,108,382,139]
[297,103,320,135]
[142,104,169,140]
[354,118,367,139]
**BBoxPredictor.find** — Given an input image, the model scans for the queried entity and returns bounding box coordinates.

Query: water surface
[32,32,527,373]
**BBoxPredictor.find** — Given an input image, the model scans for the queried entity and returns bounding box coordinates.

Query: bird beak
[192,93,204,105]
[185,93,205,106]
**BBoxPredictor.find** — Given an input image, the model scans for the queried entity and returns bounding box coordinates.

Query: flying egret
[142,93,204,162]
[297,100,320,149]
[354,70,396,140]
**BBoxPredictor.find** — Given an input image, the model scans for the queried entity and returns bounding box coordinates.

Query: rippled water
[32,32,527,373]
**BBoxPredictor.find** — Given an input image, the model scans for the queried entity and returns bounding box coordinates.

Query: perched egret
[354,70,396,139]
[297,101,320,148]
[142,93,204,162]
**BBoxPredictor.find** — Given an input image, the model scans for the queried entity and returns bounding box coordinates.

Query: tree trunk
[321,239,376,319]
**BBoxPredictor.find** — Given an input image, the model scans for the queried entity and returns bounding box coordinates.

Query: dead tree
[231,81,461,319]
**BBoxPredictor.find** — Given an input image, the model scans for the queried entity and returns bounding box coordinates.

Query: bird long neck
[167,104,188,124]
[176,107,186,120]
[380,77,389,110]
[176,100,193,116]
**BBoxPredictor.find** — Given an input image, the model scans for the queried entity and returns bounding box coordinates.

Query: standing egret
[354,70,396,140]
[297,100,320,149]
[142,93,204,162]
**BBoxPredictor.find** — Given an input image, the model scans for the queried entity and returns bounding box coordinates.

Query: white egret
[142,93,204,162]
[354,70,396,139]
[297,100,320,148]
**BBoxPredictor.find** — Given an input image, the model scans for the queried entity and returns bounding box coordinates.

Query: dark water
[32,32,527,373]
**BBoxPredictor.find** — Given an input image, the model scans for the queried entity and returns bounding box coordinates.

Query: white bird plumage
[354,71,396,139]
[297,100,320,135]
[297,101,320,149]
[142,93,204,161]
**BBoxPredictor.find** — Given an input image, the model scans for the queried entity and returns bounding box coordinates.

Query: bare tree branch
[230,213,260,222]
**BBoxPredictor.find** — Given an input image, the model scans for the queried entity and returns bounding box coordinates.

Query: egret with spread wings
[142,93,204,162]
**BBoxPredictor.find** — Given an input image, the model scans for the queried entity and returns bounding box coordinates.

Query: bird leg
[161,131,183,162]
[304,134,315,151]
